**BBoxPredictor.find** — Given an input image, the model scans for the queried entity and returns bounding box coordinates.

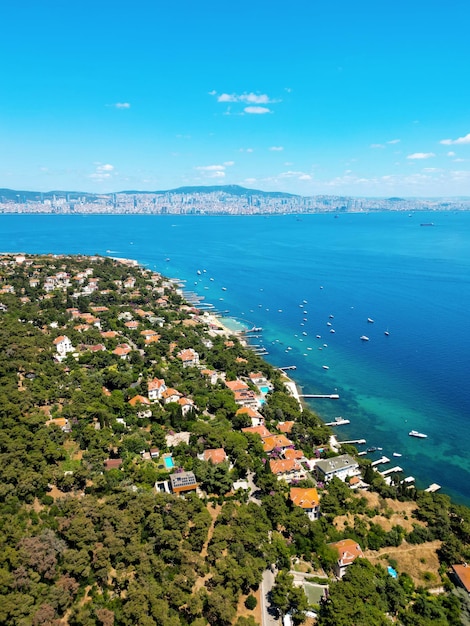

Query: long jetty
[300,393,340,399]
[279,365,297,371]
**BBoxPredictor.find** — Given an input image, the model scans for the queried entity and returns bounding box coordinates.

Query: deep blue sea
[2,211,470,504]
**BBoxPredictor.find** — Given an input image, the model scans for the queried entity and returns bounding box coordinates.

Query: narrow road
[261,568,280,626]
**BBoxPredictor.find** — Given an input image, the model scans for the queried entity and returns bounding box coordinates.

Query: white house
[53,335,74,360]
[315,454,360,483]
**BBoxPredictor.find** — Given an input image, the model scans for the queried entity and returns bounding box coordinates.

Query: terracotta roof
[203,448,227,464]
[101,330,119,338]
[290,487,320,509]
[225,379,249,392]
[269,459,301,475]
[278,421,295,434]
[452,565,470,593]
[242,425,272,438]
[104,459,123,470]
[236,407,262,418]
[162,388,182,400]
[263,434,294,453]
[330,539,364,566]
[284,448,304,460]
[53,335,67,344]
[148,377,166,391]
[129,395,151,406]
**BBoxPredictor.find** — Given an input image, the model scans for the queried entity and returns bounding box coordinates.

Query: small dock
[325,418,350,426]
[337,439,366,445]
[425,483,441,493]
[300,393,340,399]
[279,365,297,371]
[401,476,415,484]
[380,466,403,477]
[371,456,390,467]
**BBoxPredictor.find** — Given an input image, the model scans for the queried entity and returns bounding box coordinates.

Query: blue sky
[1,0,470,196]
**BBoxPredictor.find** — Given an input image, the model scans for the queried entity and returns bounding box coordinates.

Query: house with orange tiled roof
[129,395,151,407]
[113,343,131,359]
[161,388,183,404]
[236,406,264,427]
[225,379,249,392]
[249,372,271,389]
[177,348,200,368]
[201,369,220,385]
[202,448,227,465]
[278,421,295,434]
[147,378,167,402]
[269,459,306,483]
[233,389,259,410]
[329,539,364,578]
[101,330,119,339]
[242,424,272,438]
[124,320,139,330]
[290,487,320,521]
[178,397,195,416]
[262,434,294,454]
[53,335,74,360]
[74,323,91,332]
[141,329,161,344]
[284,448,304,461]
[452,564,470,595]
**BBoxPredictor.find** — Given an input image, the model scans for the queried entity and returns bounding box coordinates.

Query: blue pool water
[260,386,271,394]
[164,456,174,469]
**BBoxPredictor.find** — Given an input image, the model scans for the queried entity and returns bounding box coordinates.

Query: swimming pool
[164,456,174,469]
[260,386,270,394]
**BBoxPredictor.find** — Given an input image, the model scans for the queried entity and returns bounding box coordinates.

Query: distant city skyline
[2,1,470,197]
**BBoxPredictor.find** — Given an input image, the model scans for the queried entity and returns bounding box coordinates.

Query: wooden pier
[380,466,403,476]
[300,393,340,399]
[371,456,390,467]
[337,438,366,445]
[279,366,297,371]
[325,418,350,426]
[425,483,441,493]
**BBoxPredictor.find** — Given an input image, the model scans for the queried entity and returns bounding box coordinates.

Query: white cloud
[215,92,273,104]
[194,164,228,179]
[279,170,312,180]
[440,132,470,145]
[89,163,115,180]
[244,106,271,115]
[453,158,465,162]
[239,148,254,153]
[269,146,284,151]
[114,102,130,109]
[223,161,235,166]
[447,151,456,157]
[407,152,435,160]
[195,165,225,171]
[387,139,401,144]
[370,144,385,149]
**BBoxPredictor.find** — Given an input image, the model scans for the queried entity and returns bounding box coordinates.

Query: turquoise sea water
[1,212,470,503]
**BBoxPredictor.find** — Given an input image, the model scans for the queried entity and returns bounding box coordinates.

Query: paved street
[261,568,280,626]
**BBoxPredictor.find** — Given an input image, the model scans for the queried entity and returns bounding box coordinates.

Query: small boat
[250,326,263,332]
[316,334,321,339]
[367,318,374,323]
[367,447,377,453]
[197,270,202,275]
[409,430,428,439]
[360,335,369,341]
[302,331,307,336]
[330,329,335,333]
[327,321,332,326]
[329,314,334,319]
[322,365,329,370]
[221,287,227,291]
[393,452,402,457]
[384,330,390,336]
